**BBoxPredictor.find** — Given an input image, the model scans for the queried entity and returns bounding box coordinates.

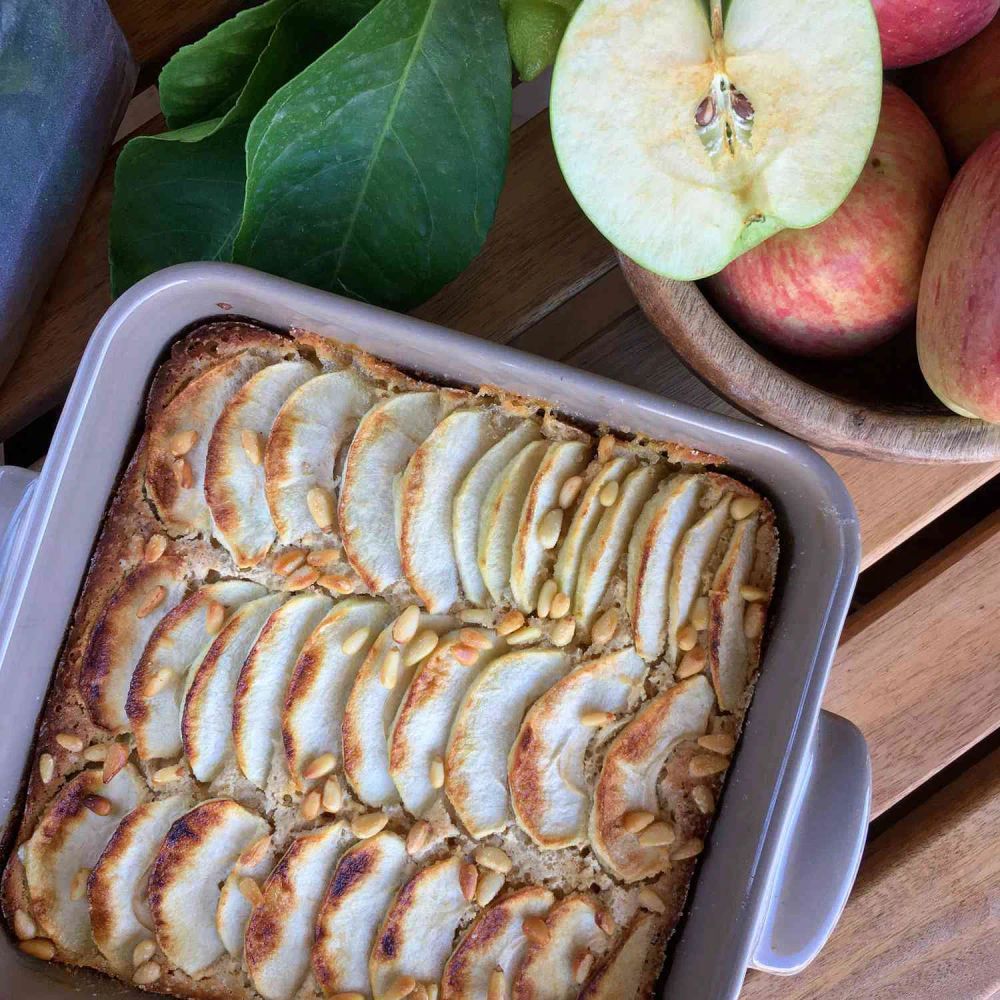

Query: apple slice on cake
[216,833,277,959]
[578,910,659,999]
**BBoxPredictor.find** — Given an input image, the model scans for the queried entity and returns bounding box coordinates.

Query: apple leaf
[233,0,512,310]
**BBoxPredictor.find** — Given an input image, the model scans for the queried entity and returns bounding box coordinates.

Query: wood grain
[741,748,1000,999]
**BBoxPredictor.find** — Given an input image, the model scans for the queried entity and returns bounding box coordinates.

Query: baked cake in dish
[2,321,778,1000]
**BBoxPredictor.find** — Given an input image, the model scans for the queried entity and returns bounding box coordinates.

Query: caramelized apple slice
[205,359,318,566]
[22,765,145,956]
[590,675,715,881]
[578,910,658,999]
[509,648,647,849]
[442,886,555,998]
[446,649,572,839]
[232,592,333,789]
[312,831,410,996]
[148,799,269,976]
[216,833,277,959]
[245,822,353,1000]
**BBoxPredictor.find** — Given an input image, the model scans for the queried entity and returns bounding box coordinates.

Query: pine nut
[676,646,706,679]
[274,548,307,576]
[19,938,55,960]
[523,916,550,946]
[132,938,156,968]
[55,732,83,753]
[638,887,665,914]
[143,534,167,563]
[429,756,445,789]
[506,626,541,646]
[143,667,174,697]
[70,867,90,901]
[487,966,505,1000]
[698,733,735,755]
[670,838,705,861]
[496,611,525,636]
[459,862,478,901]
[573,950,595,984]
[458,608,492,625]
[690,754,728,778]
[205,601,225,634]
[83,744,109,762]
[136,586,166,619]
[238,877,264,908]
[638,821,676,848]
[403,630,439,666]
[412,986,429,1000]
[692,785,715,814]
[307,547,342,569]
[595,908,616,936]
[300,790,322,821]
[380,648,401,689]
[322,775,343,814]
[474,845,512,874]
[319,573,356,594]
[730,496,761,520]
[13,909,36,941]
[591,607,619,646]
[453,644,479,666]
[83,794,112,816]
[536,579,557,619]
[622,810,655,834]
[458,628,492,650]
[152,763,186,785]
[691,596,710,631]
[285,565,320,591]
[331,993,366,1000]
[351,812,388,839]
[677,623,698,651]
[597,434,616,463]
[744,603,766,640]
[342,626,371,655]
[581,710,614,727]
[133,960,162,986]
[551,617,575,646]
[740,584,768,602]
[393,605,421,643]
[173,457,193,489]
[549,591,570,619]
[559,475,584,509]
[102,741,129,783]
[169,430,197,456]
[406,820,431,856]
[598,480,619,507]
[307,486,336,532]
[538,509,563,549]
[303,752,336,781]
[241,428,264,466]
[383,976,417,1000]
[476,870,505,906]
[38,753,55,784]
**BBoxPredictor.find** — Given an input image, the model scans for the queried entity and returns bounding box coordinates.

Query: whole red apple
[871,0,999,68]
[704,86,950,360]
[917,132,1000,422]
[908,13,1000,165]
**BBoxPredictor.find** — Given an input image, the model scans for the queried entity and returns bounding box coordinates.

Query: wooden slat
[741,748,1000,999]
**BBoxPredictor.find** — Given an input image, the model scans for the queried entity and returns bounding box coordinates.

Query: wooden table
[3,5,998,997]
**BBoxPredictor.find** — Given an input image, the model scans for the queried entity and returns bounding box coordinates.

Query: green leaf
[234,0,512,310]
[500,0,579,81]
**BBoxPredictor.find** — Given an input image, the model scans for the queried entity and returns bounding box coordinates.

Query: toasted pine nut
[382,976,417,1000]
[19,938,55,960]
[342,626,370,655]
[487,966,505,1000]
[241,834,272,868]
[319,573,356,595]
[152,763,186,785]
[169,430,198,457]
[591,607,619,646]
[13,909,37,941]
[474,845,512,874]
[691,596,710,631]
[55,732,84,753]
[573,950,595,984]
[303,752,336,781]
[241,428,264,466]
[676,646,706,679]
[458,628,492,650]
[133,960,162,986]
[677,623,698,651]
[459,862,478,901]
[597,434,616,463]
[351,812,388,839]
[638,887,666,914]
[300,790,322,821]
[523,916,550,946]
[136,586,166,619]
[698,733,735,755]
[538,509,563,549]
[496,610,525,636]
[70,868,90,901]
[551,617,575,647]
[143,667,174,698]
[102,741,129,784]
[38,753,55,784]
[143,534,168,563]
[622,810,655,834]
[322,775,343,814]
[744,603,766,640]
[581,710,614,727]
[453,644,479,666]
[476,870,505,906]
[730,496,761,520]
[238,877,264,908]
[598,480,619,507]
[638,821,676,848]
[83,743,109,762]
[380,649,401,689]
[403,630,439,666]
[559,475,584,509]
[307,486,335,532]
[595,908,616,936]
[506,626,541,646]
[458,608,492,625]
[83,794,111,816]
[205,600,225,634]
[536,579,558,619]
[429,756,445,789]
[393,605,421,643]
[690,754,728,778]
[670,838,705,861]
[740,584,768,602]
[286,565,320,591]
[549,590,571,620]
[692,785,715,814]
[173,457,193,489]
[307,547,342,569]
[406,820,431,856]
[132,938,156,968]
[274,548,307,576]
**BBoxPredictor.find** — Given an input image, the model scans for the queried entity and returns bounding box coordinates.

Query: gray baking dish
[0,262,868,1000]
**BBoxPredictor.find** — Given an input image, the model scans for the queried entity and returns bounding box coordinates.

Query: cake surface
[2,321,778,1000]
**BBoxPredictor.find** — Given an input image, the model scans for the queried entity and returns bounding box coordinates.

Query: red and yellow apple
[871,0,999,68]
[908,13,1000,166]
[917,132,1000,423]
[704,86,950,359]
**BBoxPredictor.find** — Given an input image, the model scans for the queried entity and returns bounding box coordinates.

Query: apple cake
[2,321,778,1000]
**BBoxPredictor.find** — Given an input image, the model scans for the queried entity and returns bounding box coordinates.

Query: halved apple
[550,0,883,279]
[400,408,509,612]
[508,648,647,849]
[388,629,505,817]
[312,831,411,996]
[442,886,555,998]
[216,833,277,959]
[445,648,572,839]
[510,440,591,613]
[127,579,266,762]
[590,675,715,881]
[578,910,658,999]
[245,822,353,1000]
[282,597,392,791]
[264,368,374,545]
[232,592,333,789]
[181,592,286,782]
[454,421,541,607]
[204,359,318,566]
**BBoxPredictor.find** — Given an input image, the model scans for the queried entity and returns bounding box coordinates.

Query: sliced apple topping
[245,822,353,1000]
[709,514,760,711]
[127,580,266,761]
[509,648,647,849]
[282,597,392,792]
[232,592,333,789]
[590,675,715,882]
[389,630,505,817]
[369,855,475,997]
[145,351,273,536]
[510,440,591,614]
[578,910,658,999]
[312,831,410,996]
[22,765,145,957]
[512,893,609,1000]
[216,833,278,959]
[627,475,703,661]
[478,440,550,604]
[264,368,374,545]
[181,592,286,782]
[667,495,731,667]
[454,421,542,607]
[339,392,451,593]
[446,649,572,839]
[148,799,269,976]
[342,613,454,807]
[574,464,665,633]
[79,554,188,732]
[204,359,318,567]
[442,886,555,999]
[88,794,191,975]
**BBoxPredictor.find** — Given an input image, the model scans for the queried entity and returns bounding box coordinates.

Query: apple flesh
[704,86,949,359]
[917,132,1000,423]
[872,0,999,68]
[908,13,1000,166]
[550,0,882,280]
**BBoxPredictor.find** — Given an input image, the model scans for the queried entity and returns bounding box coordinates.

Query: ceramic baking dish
[0,262,868,1000]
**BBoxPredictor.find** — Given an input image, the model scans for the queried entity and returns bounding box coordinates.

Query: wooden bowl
[620,255,1000,464]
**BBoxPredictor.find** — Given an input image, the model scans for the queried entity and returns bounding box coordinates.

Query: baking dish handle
[0,465,39,583]
[749,709,871,976]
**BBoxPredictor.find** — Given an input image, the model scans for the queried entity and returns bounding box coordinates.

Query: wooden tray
[620,256,1000,464]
